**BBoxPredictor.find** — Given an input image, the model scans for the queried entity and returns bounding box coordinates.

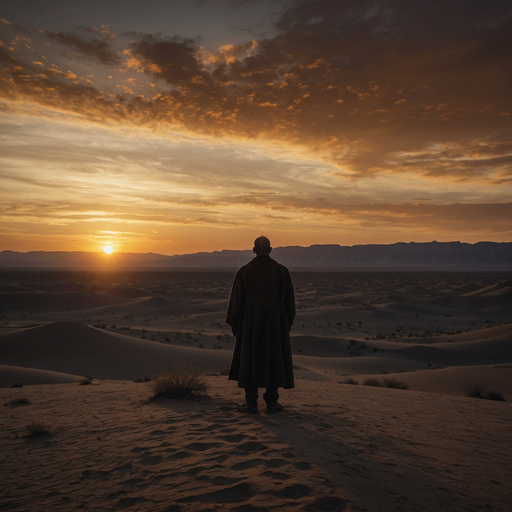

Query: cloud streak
[1,2,511,177]
[45,25,119,65]
[0,0,511,251]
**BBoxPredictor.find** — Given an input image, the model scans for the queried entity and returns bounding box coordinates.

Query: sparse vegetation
[382,377,408,390]
[363,378,382,387]
[10,382,24,388]
[344,378,359,385]
[24,422,49,438]
[486,390,505,402]
[464,381,486,398]
[362,377,408,389]
[79,377,93,385]
[464,382,506,401]
[149,362,208,399]
[4,397,30,406]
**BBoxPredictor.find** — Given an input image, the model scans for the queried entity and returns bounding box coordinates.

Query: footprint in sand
[199,475,244,486]
[219,427,239,433]
[303,496,348,511]
[148,429,167,436]
[138,454,162,466]
[184,441,223,451]
[274,483,312,499]
[204,454,230,463]
[178,482,255,504]
[265,458,289,468]
[236,441,267,452]
[167,450,192,460]
[130,446,148,453]
[80,469,110,479]
[231,506,270,512]
[231,458,266,470]
[219,433,248,442]
[294,461,312,470]
[111,463,133,473]
[116,497,151,508]
[259,470,290,481]
[184,465,208,477]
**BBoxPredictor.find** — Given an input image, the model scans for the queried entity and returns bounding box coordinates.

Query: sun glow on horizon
[104,245,113,254]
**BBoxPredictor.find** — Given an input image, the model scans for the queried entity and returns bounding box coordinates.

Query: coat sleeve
[285,272,296,329]
[226,270,245,336]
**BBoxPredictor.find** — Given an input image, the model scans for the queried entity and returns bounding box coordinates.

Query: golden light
[103,245,113,254]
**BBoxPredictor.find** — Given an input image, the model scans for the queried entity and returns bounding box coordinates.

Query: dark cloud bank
[2,0,511,175]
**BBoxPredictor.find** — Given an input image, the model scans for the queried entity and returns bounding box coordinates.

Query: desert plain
[1,269,511,511]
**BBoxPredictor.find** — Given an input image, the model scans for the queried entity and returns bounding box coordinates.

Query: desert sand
[1,269,511,510]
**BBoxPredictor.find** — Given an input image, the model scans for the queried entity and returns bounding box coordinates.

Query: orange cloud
[1,1,511,252]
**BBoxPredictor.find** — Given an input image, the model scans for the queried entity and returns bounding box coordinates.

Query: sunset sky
[1,0,511,254]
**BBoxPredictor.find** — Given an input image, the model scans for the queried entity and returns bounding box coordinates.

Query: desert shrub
[382,377,408,390]
[464,381,486,398]
[363,378,381,387]
[344,378,359,385]
[79,377,92,385]
[149,362,208,399]
[486,390,505,402]
[24,422,49,438]
[4,397,30,406]
[10,382,24,388]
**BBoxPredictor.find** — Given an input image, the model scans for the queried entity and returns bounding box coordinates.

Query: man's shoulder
[235,262,253,278]
[274,260,291,273]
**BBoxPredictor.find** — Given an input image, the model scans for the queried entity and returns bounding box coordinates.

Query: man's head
[253,235,271,256]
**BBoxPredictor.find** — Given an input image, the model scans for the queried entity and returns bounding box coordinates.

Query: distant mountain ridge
[1,241,511,270]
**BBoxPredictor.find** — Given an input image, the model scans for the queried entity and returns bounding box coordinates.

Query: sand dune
[0,322,230,382]
[0,365,82,387]
[352,364,512,397]
[1,378,511,511]
[1,269,511,510]
[104,286,152,298]
[447,322,512,342]
[393,337,512,365]
[0,291,131,310]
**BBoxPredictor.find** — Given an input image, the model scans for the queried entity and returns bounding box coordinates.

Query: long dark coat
[226,255,295,389]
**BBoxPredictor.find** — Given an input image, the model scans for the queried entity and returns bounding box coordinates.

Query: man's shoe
[236,402,258,414]
[266,402,284,414]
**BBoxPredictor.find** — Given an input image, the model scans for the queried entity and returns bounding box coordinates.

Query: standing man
[226,236,295,413]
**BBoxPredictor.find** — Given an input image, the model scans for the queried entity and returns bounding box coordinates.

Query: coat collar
[249,255,275,266]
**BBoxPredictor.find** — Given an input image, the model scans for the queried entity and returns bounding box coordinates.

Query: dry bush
[10,382,24,388]
[382,377,408,390]
[464,381,486,398]
[4,397,30,406]
[149,362,208,399]
[363,378,381,387]
[79,377,92,385]
[24,422,49,438]
[486,390,505,402]
[344,378,359,385]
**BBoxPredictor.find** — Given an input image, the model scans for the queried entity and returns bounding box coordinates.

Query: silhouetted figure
[226,236,295,413]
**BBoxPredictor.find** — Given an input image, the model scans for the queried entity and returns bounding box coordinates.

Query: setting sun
[103,245,113,254]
